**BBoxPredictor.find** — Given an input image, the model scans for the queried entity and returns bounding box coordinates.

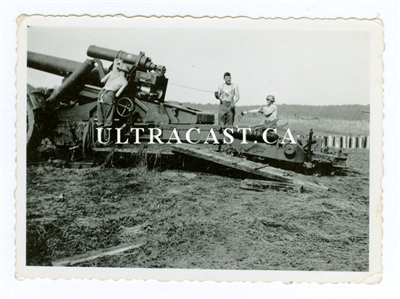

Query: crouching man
[241,95,277,126]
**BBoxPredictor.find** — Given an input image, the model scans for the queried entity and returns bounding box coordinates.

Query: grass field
[179,102,370,137]
[180,103,369,121]
[26,148,369,271]
[235,114,370,137]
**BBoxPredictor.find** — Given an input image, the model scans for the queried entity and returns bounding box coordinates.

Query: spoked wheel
[116,97,134,117]
[26,97,36,145]
[26,93,43,160]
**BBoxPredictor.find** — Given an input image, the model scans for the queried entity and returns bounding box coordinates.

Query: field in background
[179,103,369,120]
[235,114,370,137]
[172,103,369,136]
[176,102,370,136]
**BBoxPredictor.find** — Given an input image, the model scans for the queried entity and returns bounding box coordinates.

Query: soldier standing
[215,72,240,125]
[97,59,129,140]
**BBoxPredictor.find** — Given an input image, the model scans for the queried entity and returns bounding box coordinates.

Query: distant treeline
[170,102,370,121]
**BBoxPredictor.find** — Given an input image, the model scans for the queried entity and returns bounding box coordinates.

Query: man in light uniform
[241,95,278,125]
[97,59,129,131]
[215,72,240,125]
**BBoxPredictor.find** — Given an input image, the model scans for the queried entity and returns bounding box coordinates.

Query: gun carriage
[27,45,348,174]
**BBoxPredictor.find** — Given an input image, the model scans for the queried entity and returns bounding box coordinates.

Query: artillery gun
[27,45,347,174]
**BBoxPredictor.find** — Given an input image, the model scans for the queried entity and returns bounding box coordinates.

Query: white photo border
[1,1,399,298]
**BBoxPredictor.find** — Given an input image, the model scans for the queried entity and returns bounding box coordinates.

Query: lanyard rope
[169,82,214,93]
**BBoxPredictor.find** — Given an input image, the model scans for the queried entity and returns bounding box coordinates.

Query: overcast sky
[27,19,370,106]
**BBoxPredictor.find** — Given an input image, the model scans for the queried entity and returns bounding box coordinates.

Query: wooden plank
[171,144,329,191]
[52,242,145,266]
[93,147,174,155]
[192,150,214,158]
[236,160,268,169]
[343,167,364,175]
[240,179,304,193]
[172,144,292,183]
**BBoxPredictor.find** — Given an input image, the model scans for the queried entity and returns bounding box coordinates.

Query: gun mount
[87,45,165,74]
[27,45,347,176]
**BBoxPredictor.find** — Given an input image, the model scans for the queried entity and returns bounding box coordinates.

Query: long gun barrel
[87,45,159,72]
[27,46,166,107]
[46,59,95,104]
[28,51,83,77]
[28,51,96,105]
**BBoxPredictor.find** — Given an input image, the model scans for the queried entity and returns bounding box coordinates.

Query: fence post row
[296,135,370,149]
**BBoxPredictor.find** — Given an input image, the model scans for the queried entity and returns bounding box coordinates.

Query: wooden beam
[172,144,291,182]
[171,144,328,191]
[240,179,304,193]
[52,242,145,266]
[93,146,174,155]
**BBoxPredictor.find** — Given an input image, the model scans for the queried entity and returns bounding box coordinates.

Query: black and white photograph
[16,16,383,283]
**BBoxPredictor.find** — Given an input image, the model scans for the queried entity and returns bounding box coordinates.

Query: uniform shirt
[102,70,128,96]
[218,83,239,104]
[260,103,277,121]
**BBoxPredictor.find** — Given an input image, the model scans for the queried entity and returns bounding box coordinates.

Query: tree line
[173,102,370,121]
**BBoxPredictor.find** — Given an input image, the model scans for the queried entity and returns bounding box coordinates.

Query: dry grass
[26,149,369,271]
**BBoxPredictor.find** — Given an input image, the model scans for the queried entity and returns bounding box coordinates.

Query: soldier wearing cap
[97,59,129,134]
[215,72,240,125]
[241,95,278,124]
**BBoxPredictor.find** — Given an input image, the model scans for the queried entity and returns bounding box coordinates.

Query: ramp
[171,144,328,191]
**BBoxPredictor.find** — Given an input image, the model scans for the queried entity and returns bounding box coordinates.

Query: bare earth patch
[26,150,369,271]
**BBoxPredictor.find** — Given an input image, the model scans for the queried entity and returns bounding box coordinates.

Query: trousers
[218,101,235,125]
[97,90,116,127]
